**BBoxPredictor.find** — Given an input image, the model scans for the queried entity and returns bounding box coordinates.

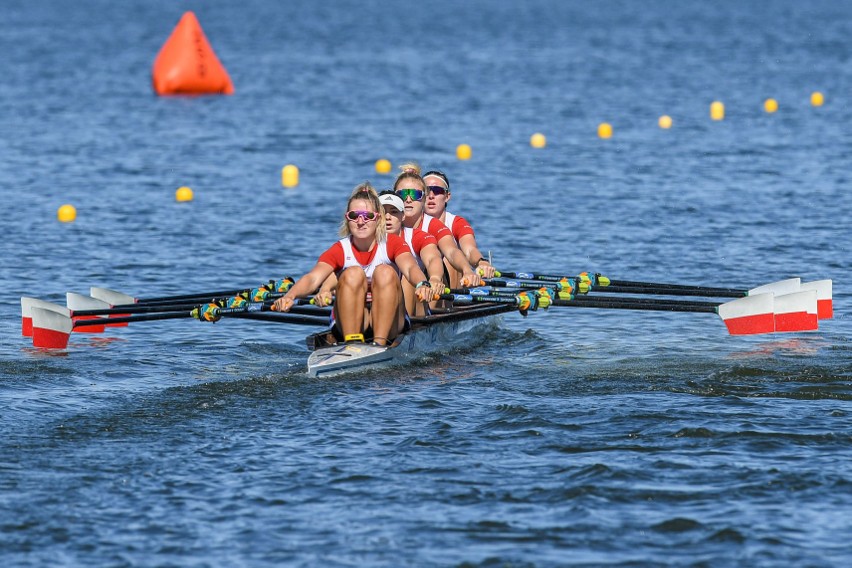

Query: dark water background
[2,0,851,565]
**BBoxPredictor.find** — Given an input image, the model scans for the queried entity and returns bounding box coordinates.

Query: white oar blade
[90,287,136,306]
[66,292,109,333]
[774,290,818,332]
[21,297,70,337]
[748,278,800,297]
[85,289,134,328]
[800,279,832,320]
[31,307,73,349]
[66,292,111,311]
[718,293,775,335]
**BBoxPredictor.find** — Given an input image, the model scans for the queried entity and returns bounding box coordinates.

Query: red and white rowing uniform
[439,211,475,244]
[402,227,438,270]
[318,234,411,280]
[419,213,475,245]
[417,214,454,243]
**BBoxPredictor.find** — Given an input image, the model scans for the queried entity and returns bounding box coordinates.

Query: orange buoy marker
[764,98,779,113]
[175,186,194,202]
[282,165,299,188]
[456,144,472,160]
[710,101,725,121]
[530,133,546,148]
[659,115,673,129]
[375,159,392,174]
[152,12,234,96]
[598,123,613,139]
[811,92,824,107]
[57,204,77,223]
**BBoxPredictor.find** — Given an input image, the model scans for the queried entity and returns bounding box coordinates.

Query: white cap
[379,193,404,212]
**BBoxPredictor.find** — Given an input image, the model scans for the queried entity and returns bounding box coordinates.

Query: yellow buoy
[375,159,392,174]
[530,133,546,148]
[175,186,194,202]
[57,204,77,223]
[811,91,824,107]
[658,115,673,129]
[764,98,778,113]
[282,164,299,188]
[597,122,613,139]
[456,144,472,161]
[710,101,725,121]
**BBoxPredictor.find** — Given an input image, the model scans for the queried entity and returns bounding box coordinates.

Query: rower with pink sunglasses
[421,169,497,286]
[272,182,437,346]
[392,163,483,289]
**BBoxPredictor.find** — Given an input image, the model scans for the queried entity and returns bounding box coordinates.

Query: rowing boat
[304,303,514,378]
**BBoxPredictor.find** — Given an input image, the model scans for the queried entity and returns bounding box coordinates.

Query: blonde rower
[379,190,445,316]
[272,183,437,346]
[392,163,482,289]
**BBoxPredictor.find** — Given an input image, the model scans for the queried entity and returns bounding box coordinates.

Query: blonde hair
[393,161,426,191]
[339,181,387,241]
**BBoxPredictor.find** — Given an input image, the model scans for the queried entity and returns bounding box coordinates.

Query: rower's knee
[371,265,398,289]
[339,267,367,291]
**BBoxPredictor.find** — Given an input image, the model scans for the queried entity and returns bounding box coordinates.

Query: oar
[494,271,796,297]
[443,288,817,336]
[65,293,330,319]
[29,304,329,349]
[492,272,833,319]
[89,277,295,307]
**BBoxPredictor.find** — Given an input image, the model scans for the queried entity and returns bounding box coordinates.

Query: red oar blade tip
[748,277,801,297]
[800,279,832,320]
[90,287,137,305]
[31,307,73,349]
[718,293,775,335]
[21,297,70,338]
[774,290,819,332]
[65,292,110,333]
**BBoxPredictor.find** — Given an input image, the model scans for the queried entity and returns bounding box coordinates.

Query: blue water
[2,0,851,565]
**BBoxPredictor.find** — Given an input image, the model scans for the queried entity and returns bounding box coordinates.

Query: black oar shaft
[605,280,746,296]
[132,289,251,304]
[71,310,329,328]
[554,298,719,313]
[73,311,190,327]
[228,313,329,326]
[71,302,330,318]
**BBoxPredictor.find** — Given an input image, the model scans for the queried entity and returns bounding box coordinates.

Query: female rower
[379,190,445,316]
[271,182,437,346]
[422,169,497,285]
[392,163,483,288]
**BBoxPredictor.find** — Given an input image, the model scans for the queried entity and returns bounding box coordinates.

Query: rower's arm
[419,243,447,287]
[272,262,334,311]
[314,273,338,307]
[458,234,495,278]
[437,235,479,282]
[395,252,436,302]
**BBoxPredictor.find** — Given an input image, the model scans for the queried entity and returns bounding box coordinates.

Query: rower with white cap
[379,190,445,316]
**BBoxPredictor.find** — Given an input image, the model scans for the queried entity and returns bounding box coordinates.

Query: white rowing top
[338,237,397,280]
[403,227,426,271]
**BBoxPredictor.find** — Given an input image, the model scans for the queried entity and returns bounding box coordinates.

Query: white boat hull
[306,304,512,378]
